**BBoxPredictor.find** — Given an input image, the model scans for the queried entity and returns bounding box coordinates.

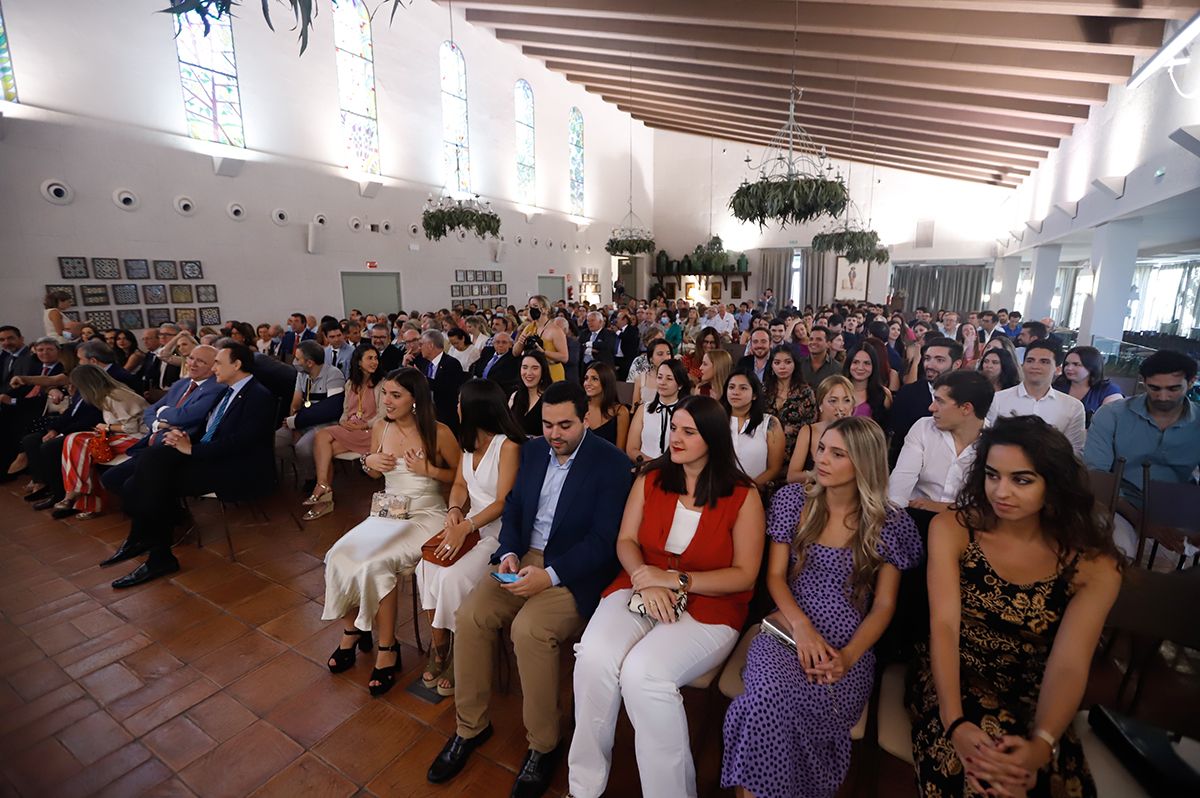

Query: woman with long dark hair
[908,416,1121,798]
[113,329,144,373]
[722,370,786,490]
[763,345,817,464]
[980,347,1021,392]
[684,326,722,382]
[843,343,891,425]
[627,359,693,462]
[1053,345,1123,425]
[569,395,765,798]
[417,379,525,697]
[583,362,631,450]
[322,368,460,696]
[509,350,553,437]
[631,339,675,407]
[303,344,384,520]
[723,417,921,798]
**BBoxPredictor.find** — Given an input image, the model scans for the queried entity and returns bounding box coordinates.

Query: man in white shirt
[986,341,1086,454]
[939,310,961,340]
[710,304,737,339]
[890,370,992,512]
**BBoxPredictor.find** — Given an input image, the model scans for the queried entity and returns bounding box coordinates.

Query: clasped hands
[631,565,682,624]
[951,723,1047,798]
[789,615,851,685]
[497,554,552,597]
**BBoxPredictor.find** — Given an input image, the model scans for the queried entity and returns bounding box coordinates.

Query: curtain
[890,264,987,314]
[759,248,792,308]
[800,248,834,308]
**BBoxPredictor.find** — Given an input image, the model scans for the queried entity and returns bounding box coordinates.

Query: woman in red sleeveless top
[567,395,765,798]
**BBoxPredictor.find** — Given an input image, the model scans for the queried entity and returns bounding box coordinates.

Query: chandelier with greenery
[606,61,655,257]
[422,194,501,241]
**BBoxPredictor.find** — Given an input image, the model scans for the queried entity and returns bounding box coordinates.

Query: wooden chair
[1087,457,1125,527]
[614,380,635,407]
[1135,463,1200,569]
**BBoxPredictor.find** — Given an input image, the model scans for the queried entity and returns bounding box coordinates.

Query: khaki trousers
[453,550,584,752]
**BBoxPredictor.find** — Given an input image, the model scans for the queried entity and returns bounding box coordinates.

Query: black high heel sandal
[368,642,401,697]
[328,629,373,674]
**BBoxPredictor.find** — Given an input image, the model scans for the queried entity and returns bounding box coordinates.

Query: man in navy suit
[1,338,66,474]
[278,312,315,364]
[413,330,465,433]
[886,336,963,467]
[428,381,633,796]
[107,341,277,588]
[473,331,520,396]
[579,311,617,375]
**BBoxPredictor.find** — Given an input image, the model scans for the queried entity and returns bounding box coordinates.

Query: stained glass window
[334,0,379,174]
[0,1,16,103]
[174,11,244,147]
[440,41,470,192]
[568,107,584,216]
[514,79,535,204]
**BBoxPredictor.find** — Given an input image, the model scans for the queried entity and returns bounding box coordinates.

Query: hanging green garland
[729,176,849,230]
[605,236,656,256]
[422,205,501,242]
[811,229,890,264]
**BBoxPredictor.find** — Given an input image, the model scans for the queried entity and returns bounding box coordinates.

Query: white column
[990,256,1021,311]
[1078,218,1142,347]
[1025,245,1061,322]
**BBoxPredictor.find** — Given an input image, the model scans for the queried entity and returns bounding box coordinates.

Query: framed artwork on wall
[153,260,178,280]
[175,308,197,326]
[499,283,506,294]
[112,284,140,305]
[91,258,121,280]
[451,285,462,297]
[664,283,677,300]
[44,285,77,306]
[147,308,172,327]
[123,259,150,280]
[170,284,195,304]
[710,282,722,301]
[117,309,145,330]
[199,307,221,326]
[62,310,80,323]
[455,270,466,282]
[196,285,218,303]
[143,284,168,305]
[730,280,742,300]
[84,310,114,329]
[81,285,110,306]
[180,260,203,279]
[499,296,507,307]
[685,282,697,301]
[58,257,89,279]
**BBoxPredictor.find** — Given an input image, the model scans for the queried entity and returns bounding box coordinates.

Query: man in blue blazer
[278,312,315,364]
[428,381,633,797]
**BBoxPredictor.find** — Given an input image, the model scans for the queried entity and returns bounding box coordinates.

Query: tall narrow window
[334,0,379,174]
[440,41,470,192]
[568,107,584,215]
[174,11,245,147]
[0,1,16,103]
[514,79,535,203]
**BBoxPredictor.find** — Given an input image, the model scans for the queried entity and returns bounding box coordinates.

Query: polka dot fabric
[721,484,922,798]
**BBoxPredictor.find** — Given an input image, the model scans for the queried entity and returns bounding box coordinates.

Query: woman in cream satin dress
[322,367,460,696]
[417,379,525,696]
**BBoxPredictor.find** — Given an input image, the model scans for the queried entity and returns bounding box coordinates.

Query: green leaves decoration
[605,237,656,256]
[729,177,849,229]
[422,206,502,242]
[811,230,890,264]
[692,235,732,273]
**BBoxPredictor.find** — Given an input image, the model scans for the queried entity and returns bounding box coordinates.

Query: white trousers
[567,589,737,798]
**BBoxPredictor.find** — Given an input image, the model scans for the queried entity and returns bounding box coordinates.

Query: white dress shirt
[986,382,1087,453]
[449,345,479,370]
[710,312,737,337]
[888,417,978,506]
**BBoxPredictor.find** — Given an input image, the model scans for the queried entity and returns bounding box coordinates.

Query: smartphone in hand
[490,572,521,584]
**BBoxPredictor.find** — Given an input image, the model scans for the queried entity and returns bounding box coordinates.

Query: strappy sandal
[302,483,333,506]
[302,498,335,521]
[422,642,451,689]
[435,644,456,697]
[368,642,401,697]
[327,628,372,673]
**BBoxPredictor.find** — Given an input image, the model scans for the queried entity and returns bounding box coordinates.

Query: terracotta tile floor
[1,473,1196,797]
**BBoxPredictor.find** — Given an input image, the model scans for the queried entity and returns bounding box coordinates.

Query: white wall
[0,0,653,334]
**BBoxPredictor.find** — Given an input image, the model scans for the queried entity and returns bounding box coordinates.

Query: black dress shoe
[510,744,562,798]
[32,494,63,511]
[111,560,180,589]
[51,504,79,519]
[23,487,52,503]
[427,724,493,784]
[100,540,151,568]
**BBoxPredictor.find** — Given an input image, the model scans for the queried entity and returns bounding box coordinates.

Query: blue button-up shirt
[1084,395,1200,505]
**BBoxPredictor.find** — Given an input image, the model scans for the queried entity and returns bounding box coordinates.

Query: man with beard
[886,336,964,467]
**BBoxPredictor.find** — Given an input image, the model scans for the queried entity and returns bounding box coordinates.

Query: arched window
[439,41,470,192]
[0,1,17,103]
[174,11,244,147]
[568,107,584,215]
[333,0,379,174]
[514,79,535,203]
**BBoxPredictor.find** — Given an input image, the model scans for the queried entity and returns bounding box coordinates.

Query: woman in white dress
[417,379,524,696]
[630,339,676,408]
[721,369,786,491]
[626,359,693,463]
[322,367,460,696]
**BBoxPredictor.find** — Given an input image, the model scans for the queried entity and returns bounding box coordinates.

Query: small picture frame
[493,270,502,281]
[84,310,114,329]
[62,310,80,323]
[451,285,462,297]
[196,285,218,303]
[685,282,697,301]
[153,260,179,280]
[143,284,168,305]
[147,308,172,327]
[199,307,221,326]
[59,257,89,279]
[117,309,145,330]
[730,280,742,300]
[123,259,151,280]
[44,284,78,306]
[170,284,195,304]
[499,283,506,294]
[112,284,140,305]
[175,308,197,326]
[710,282,722,301]
[180,260,203,279]
[91,258,121,280]
[665,283,677,300]
[81,285,111,306]
[499,296,507,307]
[455,270,466,282]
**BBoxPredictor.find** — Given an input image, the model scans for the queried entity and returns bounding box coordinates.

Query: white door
[341,272,402,318]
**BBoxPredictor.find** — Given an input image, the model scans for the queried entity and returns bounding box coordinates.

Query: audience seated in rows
[987,341,1087,454]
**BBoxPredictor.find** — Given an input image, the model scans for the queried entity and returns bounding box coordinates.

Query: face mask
[529,307,542,321]
[660,317,670,325]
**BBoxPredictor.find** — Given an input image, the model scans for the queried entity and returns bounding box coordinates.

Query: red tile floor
[0,471,1195,797]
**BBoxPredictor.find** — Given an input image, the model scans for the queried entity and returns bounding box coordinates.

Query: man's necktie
[427,362,436,379]
[483,354,500,378]
[176,381,198,407]
[201,388,234,443]
[331,350,338,368]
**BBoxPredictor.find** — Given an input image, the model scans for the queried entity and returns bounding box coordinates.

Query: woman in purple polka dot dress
[722,417,923,798]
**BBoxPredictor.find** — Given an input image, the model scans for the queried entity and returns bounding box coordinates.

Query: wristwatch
[676,571,691,593]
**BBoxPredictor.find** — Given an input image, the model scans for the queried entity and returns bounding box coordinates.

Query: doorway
[341,272,402,318]
[537,275,566,303]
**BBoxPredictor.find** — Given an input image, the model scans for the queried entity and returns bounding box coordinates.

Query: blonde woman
[786,375,856,484]
[513,295,567,382]
[464,315,492,359]
[722,417,922,798]
[694,348,733,400]
[51,365,148,520]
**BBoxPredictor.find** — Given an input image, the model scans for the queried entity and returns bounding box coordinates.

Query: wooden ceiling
[442,0,1200,188]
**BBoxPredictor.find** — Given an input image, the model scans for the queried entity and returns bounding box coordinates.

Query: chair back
[614,380,634,407]
[1106,567,1200,651]
[1136,462,1200,564]
[1087,457,1125,525]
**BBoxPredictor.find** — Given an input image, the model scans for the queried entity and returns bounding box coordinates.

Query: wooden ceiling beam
[763,0,1199,20]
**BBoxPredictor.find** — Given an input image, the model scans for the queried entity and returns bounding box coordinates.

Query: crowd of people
[3,287,1199,798]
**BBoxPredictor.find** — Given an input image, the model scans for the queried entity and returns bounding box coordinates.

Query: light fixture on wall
[1126,12,1200,92]
[113,189,140,211]
[1053,200,1079,219]
[1024,218,1043,234]
[211,156,244,177]
[1091,175,1127,199]
[358,180,382,199]
[40,180,74,206]
[1168,124,1200,158]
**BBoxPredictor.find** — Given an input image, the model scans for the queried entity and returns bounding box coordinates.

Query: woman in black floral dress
[763,345,817,465]
[907,416,1121,797]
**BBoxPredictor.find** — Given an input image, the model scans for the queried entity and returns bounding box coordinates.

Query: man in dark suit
[1,338,66,474]
[369,322,403,373]
[0,326,35,399]
[106,341,277,588]
[735,328,773,383]
[278,312,315,364]
[613,310,640,381]
[76,340,141,392]
[413,330,465,433]
[472,331,520,396]
[886,336,963,467]
[22,389,103,507]
[579,311,617,376]
[428,381,633,796]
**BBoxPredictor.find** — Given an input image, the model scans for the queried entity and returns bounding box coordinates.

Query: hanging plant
[811,229,890,264]
[422,204,501,242]
[605,236,656,256]
[729,176,849,230]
